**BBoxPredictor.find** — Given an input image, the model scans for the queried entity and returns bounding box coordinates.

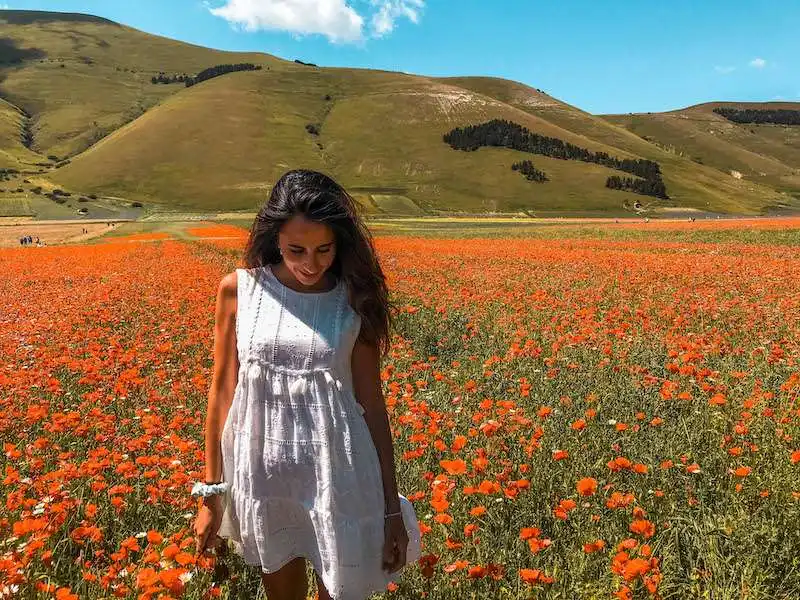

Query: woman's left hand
[382,514,409,573]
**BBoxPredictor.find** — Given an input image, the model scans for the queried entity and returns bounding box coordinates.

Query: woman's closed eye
[289,246,332,255]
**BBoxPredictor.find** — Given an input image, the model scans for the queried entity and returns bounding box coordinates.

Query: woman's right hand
[194,496,223,555]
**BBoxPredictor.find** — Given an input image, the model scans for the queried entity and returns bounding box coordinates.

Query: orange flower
[146,530,163,545]
[443,559,468,572]
[519,527,541,540]
[629,519,655,538]
[583,539,606,553]
[451,435,467,452]
[622,558,651,581]
[576,477,598,496]
[553,499,577,520]
[439,459,467,475]
[469,505,487,517]
[519,568,554,584]
[433,514,453,525]
[708,393,726,406]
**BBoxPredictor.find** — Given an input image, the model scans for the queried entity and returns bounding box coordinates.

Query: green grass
[174,215,800,247]
[0,196,33,216]
[371,195,424,215]
[361,218,800,245]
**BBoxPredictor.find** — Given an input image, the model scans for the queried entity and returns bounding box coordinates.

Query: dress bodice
[235,265,361,389]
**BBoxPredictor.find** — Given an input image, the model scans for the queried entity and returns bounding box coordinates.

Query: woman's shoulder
[221,267,264,304]
[218,270,239,297]
[233,266,267,288]
[215,271,239,323]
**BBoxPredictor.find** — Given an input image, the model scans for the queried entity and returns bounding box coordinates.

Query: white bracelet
[385,511,402,519]
[191,481,230,498]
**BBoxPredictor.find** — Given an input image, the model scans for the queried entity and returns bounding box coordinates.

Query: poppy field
[1,220,799,599]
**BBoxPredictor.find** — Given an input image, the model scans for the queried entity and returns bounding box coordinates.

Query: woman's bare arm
[203,272,239,486]
[351,338,401,514]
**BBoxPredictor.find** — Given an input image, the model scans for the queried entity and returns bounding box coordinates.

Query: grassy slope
[442,77,794,214]
[55,66,676,213]
[0,97,41,169]
[603,101,800,200]
[0,9,285,159]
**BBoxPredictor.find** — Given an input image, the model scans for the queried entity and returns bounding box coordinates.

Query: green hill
[0,9,283,159]
[604,102,800,204]
[53,67,673,213]
[2,9,798,216]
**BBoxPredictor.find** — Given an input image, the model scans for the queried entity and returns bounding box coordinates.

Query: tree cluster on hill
[186,63,263,87]
[294,59,319,67]
[151,63,263,87]
[151,72,190,85]
[606,175,667,198]
[511,160,548,182]
[443,119,669,199]
[0,168,18,182]
[713,107,800,125]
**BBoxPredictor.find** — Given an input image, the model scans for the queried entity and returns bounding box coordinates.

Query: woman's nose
[305,255,320,271]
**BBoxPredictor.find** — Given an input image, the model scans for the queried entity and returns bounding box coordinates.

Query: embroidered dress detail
[217,266,421,599]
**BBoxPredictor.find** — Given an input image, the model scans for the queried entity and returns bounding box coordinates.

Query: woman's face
[277,214,337,288]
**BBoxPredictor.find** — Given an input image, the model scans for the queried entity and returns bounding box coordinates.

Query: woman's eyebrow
[288,242,334,249]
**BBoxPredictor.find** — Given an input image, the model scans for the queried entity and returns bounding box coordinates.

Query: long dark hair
[243,169,392,355]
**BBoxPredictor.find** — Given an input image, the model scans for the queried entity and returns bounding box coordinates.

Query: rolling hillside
[0,9,283,158]
[604,102,800,203]
[1,9,798,216]
[437,77,794,214]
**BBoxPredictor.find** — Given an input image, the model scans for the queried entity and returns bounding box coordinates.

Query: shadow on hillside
[0,10,118,26]
[0,37,47,64]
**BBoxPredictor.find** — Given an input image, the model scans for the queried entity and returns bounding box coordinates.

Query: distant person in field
[193,169,420,600]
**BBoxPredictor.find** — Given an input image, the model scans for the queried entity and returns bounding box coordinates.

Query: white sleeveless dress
[217,265,421,599]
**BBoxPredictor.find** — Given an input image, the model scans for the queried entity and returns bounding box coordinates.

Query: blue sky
[3,0,799,114]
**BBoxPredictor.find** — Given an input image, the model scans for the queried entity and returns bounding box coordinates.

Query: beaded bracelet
[191,481,231,498]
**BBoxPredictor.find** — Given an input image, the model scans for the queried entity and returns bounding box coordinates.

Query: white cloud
[749,57,767,68]
[370,0,424,37]
[209,0,364,43]
[714,65,736,74]
[208,0,424,43]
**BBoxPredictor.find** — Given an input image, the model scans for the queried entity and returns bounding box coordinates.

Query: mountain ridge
[1,9,797,217]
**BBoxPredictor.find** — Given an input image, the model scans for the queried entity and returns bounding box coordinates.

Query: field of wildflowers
[1,220,799,599]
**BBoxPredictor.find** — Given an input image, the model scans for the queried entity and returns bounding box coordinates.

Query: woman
[193,170,421,600]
